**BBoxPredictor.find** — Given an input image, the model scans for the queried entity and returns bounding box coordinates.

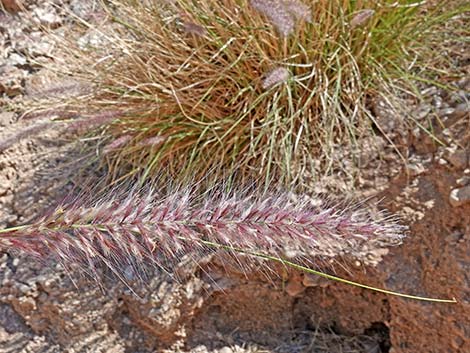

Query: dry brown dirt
[1,1,469,353]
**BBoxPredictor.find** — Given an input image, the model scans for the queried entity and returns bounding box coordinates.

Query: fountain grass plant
[1,0,464,303]
[29,0,467,186]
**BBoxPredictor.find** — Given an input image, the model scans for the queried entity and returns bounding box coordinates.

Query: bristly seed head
[0,185,406,287]
[250,0,311,36]
[284,0,312,22]
[0,122,54,153]
[137,135,167,148]
[67,110,124,133]
[262,67,290,89]
[181,20,207,36]
[103,135,133,154]
[350,9,375,28]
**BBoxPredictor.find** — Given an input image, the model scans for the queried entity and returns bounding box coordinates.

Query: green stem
[0,225,31,234]
[199,239,457,304]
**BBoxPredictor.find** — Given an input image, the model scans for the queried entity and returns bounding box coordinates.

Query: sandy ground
[1,1,470,352]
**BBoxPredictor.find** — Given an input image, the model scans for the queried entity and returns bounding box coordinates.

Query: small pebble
[219,347,233,353]
[449,186,470,207]
[438,158,448,166]
[457,176,470,186]
[302,274,329,288]
[444,148,468,170]
[406,163,425,176]
[285,272,305,297]
[18,284,30,294]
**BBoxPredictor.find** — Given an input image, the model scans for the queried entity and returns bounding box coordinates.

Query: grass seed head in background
[0,184,406,288]
[46,0,466,186]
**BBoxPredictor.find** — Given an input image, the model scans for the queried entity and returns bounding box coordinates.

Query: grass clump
[42,0,466,185]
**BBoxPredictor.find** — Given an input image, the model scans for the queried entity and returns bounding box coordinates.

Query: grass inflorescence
[0,184,457,302]
[40,0,467,186]
[0,185,405,277]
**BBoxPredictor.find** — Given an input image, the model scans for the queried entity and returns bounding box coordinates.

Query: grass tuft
[24,0,470,185]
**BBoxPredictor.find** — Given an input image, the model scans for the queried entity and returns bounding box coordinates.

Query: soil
[0,1,469,353]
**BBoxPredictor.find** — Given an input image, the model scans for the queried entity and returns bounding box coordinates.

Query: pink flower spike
[262,67,290,89]
[350,9,375,28]
[103,135,133,154]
